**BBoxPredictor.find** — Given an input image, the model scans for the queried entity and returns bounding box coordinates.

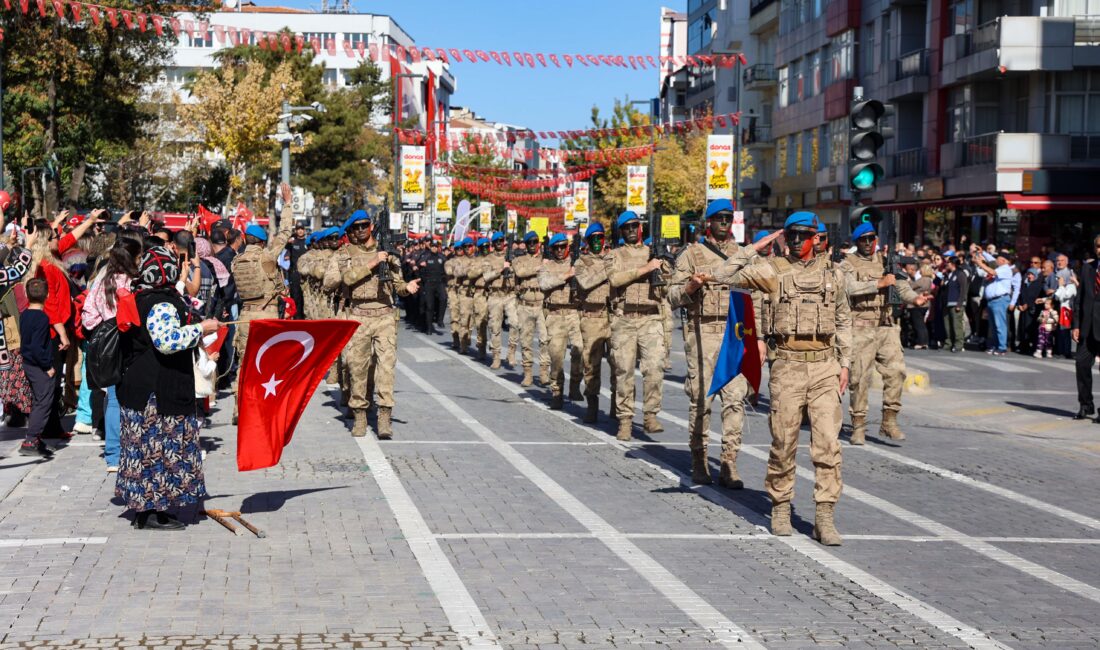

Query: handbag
[86,318,122,389]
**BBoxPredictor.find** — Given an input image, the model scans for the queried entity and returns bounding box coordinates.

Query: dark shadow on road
[1005,401,1077,419]
[240,486,349,514]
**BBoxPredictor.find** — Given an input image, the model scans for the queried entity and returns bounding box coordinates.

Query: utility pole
[272,99,326,229]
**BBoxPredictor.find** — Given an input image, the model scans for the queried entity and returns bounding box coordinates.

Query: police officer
[444,241,466,349]
[538,233,582,410]
[416,238,448,334]
[466,238,492,360]
[669,199,749,488]
[323,210,420,439]
[574,222,616,423]
[285,223,310,319]
[608,211,670,441]
[512,231,551,387]
[839,221,927,444]
[230,199,293,424]
[479,232,518,369]
[710,212,851,546]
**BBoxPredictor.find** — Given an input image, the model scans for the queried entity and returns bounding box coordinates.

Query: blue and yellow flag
[707,291,762,397]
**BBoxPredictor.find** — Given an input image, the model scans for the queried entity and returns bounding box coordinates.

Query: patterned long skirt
[0,350,34,416]
[115,395,207,512]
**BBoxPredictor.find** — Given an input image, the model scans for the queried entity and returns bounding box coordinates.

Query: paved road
[0,319,1098,649]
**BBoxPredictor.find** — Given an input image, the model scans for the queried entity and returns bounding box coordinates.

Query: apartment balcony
[941,16,1100,85]
[749,0,778,34]
[892,148,928,177]
[742,123,773,150]
[743,64,776,90]
[883,49,930,99]
[941,132,1100,175]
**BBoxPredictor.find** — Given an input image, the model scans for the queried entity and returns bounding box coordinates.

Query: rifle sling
[701,240,729,261]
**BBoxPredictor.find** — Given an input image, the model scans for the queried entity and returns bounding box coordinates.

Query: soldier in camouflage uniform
[668,200,749,489]
[749,230,776,365]
[839,221,927,444]
[454,237,477,354]
[538,233,583,409]
[608,211,670,441]
[478,232,520,369]
[574,222,617,423]
[710,212,851,546]
[323,210,420,439]
[444,241,466,350]
[230,202,293,425]
[297,227,341,384]
[511,232,551,387]
[466,238,492,360]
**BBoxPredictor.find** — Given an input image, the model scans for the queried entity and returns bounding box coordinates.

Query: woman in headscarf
[115,246,219,531]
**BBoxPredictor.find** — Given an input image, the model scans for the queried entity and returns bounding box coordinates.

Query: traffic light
[848,93,891,236]
[850,204,883,226]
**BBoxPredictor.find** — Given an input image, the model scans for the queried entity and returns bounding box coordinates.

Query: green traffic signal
[851,205,883,226]
[849,162,883,192]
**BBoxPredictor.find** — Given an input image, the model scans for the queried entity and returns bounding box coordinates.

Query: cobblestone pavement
[1,321,1098,649]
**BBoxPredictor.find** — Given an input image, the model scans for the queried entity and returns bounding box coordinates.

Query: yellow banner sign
[626,165,647,213]
[661,214,681,240]
[529,217,549,240]
[705,135,734,201]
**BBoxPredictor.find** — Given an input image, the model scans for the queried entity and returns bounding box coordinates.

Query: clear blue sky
[278,0,674,130]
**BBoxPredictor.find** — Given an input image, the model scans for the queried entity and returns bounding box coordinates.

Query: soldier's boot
[376,407,393,441]
[616,418,633,442]
[568,380,583,401]
[583,397,599,424]
[520,366,534,387]
[477,344,487,361]
[718,457,744,490]
[460,335,471,355]
[849,415,866,446]
[813,502,843,546]
[549,393,564,411]
[643,413,664,434]
[452,333,461,350]
[351,410,368,438]
[538,367,550,387]
[690,448,712,485]
[879,409,906,441]
[770,502,793,536]
[490,354,502,370]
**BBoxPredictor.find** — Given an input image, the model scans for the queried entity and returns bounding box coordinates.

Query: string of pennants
[459,167,601,191]
[0,0,747,73]
[452,178,575,204]
[432,141,655,166]
[508,205,565,218]
[399,112,742,147]
[434,161,613,178]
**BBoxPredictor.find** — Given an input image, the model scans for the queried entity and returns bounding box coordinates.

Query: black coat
[1072,260,1100,342]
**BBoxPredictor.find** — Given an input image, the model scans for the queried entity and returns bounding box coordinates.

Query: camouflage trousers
[848,323,906,419]
[767,357,843,506]
[488,292,519,357]
[515,300,549,372]
[610,313,664,420]
[661,302,673,358]
[683,322,748,463]
[341,309,397,410]
[579,310,614,400]
[448,288,461,337]
[545,308,582,398]
[469,293,488,351]
[457,291,474,347]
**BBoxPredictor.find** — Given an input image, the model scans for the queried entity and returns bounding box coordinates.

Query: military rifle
[648,211,665,287]
[503,232,515,278]
[569,232,581,292]
[880,228,903,309]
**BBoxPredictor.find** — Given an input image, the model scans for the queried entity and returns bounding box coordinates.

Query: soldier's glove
[342,265,372,285]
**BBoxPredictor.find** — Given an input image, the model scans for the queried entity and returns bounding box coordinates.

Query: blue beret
[460,237,474,247]
[584,222,604,238]
[616,211,641,228]
[341,210,371,235]
[783,211,820,230]
[245,224,268,241]
[705,199,734,219]
[852,222,876,239]
[490,231,505,242]
[548,233,567,247]
[523,230,539,242]
[752,230,770,244]
[323,227,341,239]
[477,237,490,247]
[644,237,652,246]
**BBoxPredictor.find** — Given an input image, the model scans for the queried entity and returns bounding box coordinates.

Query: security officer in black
[417,238,448,334]
[285,223,310,320]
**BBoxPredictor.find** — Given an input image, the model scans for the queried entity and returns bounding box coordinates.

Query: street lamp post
[273,100,326,228]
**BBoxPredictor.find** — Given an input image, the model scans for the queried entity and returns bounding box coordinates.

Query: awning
[881,195,1002,210]
[1004,194,1100,210]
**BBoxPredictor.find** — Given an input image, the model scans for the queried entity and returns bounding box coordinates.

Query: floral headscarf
[195,237,230,287]
[135,246,180,293]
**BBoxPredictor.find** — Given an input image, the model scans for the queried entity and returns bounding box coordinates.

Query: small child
[18,279,55,457]
[1035,298,1058,358]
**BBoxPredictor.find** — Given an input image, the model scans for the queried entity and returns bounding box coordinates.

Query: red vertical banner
[426,68,435,163]
[391,55,402,125]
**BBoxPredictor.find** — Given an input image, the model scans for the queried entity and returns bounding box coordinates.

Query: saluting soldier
[668,199,749,489]
[511,231,551,387]
[710,212,851,546]
[323,210,420,439]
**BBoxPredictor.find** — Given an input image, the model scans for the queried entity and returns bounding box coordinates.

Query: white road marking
[904,358,961,372]
[936,388,1068,395]
[433,532,1100,545]
[955,357,1038,373]
[0,537,108,548]
[398,361,763,649]
[405,347,449,363]
[427,339,1009,649]
[354,429,500,648]
[857,444,1100,532]
[384,440,606,446]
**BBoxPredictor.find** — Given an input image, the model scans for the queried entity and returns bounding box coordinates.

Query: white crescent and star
[255,331,316,398]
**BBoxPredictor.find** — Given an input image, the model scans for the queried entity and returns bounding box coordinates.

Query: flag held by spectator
[707,291,761,397]
[198,205,219,234]
[237,319,359,471]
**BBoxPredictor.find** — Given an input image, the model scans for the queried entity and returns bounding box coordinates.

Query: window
[347,33,372,48]
[778,66,789,107]
[862,21,877,76]
[688,9,716,54]
[322,68,339,87]
[946,86,970,142]
[688,0,707,12]
[801,130,814,174]
[792,58,803,103]
[882,12,892,66]
[810,50,822,97]
[829,118,848,166]
[948,0,973,35]
[1051,0,1100,17]
[1049,71,1100,133]
[818,126,830,170]
[828,31,854,84]
[189,31,214,48]
[792,133,802,176]
[776,136,788,178]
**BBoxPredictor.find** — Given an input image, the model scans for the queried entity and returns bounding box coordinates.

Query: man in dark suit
[1071,234,1100,420]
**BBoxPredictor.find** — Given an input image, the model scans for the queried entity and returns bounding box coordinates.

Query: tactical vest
[513,255,543,303]
[612,245,662,308]
[846,252,888,318]
[343,243,390,304]
[543,260,576,307]
[473,256,489,289]
[576,253,610,310]
[768,257,837,338]
[444,258,459,282]
[684,243,737,319]
[233,247,279,302]
[485,252,510,291]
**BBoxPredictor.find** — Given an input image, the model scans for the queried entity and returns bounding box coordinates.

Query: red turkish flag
[198,204,219,233]
[236,319,359,471]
